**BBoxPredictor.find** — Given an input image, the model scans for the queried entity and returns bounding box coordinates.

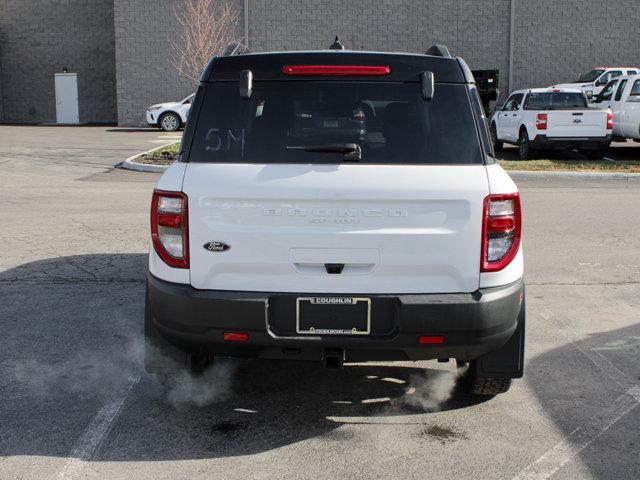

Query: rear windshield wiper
[285,143,361,161]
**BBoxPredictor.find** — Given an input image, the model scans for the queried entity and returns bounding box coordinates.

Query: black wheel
[586,149,606,160]
[155,354,213,390]
[159,112,181,131]
[517,129,534,160]
[457,361,513,396]
[491,123,503,151]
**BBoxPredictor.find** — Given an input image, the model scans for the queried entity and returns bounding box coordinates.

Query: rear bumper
[530,134,611,150]
[147,274,525,363]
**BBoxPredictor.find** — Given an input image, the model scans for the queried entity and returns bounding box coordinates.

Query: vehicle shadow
[496,144,588,161]
[0,254,487,462]
[97,359,489,461]
[524,321,640,479]
[496,140,639,162]
[106,128,163,133]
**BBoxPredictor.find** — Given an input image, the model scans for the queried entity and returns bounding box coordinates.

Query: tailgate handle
[325,263,345,274]
[572,112,584,116]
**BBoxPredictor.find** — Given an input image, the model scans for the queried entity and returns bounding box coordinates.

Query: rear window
[599,79,619,100]
[524,92,587,110]
[189,82,483,164]
[615,80,628,101]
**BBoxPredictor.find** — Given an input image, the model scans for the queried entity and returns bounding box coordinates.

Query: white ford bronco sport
[146,43,526,396]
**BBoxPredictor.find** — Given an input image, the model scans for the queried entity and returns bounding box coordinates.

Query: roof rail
[223,42,250,56]
[425,44,451,58]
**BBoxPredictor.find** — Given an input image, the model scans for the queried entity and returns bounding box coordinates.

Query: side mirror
[577,73,583,80]
[494,103,503,111]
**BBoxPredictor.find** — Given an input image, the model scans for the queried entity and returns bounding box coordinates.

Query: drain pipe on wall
[508,0,515,94]
[244,0,249,49]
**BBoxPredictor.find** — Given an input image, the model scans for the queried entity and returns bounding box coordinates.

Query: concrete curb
[118,143,173,173]
[507,170,640,181]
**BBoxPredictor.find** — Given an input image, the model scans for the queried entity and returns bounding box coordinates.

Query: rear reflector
[419,335,445,345]
[223,332,249,342]
[283,65,391,76]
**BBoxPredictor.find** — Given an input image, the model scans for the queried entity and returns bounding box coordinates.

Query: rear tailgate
[547,110,608,138]
[185,164,490,294]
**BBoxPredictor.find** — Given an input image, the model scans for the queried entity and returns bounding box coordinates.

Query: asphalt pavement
[1,126,639,480]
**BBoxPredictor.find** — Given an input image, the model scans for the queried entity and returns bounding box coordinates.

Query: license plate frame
[295,297,371,335]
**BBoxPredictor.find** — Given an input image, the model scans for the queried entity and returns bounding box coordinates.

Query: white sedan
[146,93,194,131]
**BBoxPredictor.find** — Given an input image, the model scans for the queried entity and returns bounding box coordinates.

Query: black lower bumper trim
[147,274,525,363]
[530,134,611,150]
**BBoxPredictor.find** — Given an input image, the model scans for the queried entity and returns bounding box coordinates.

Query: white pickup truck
[490,88,612,160]
[552,67,638,100]
[604,74,640,141]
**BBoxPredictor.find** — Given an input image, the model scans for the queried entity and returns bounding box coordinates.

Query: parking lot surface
[1,126,639,480]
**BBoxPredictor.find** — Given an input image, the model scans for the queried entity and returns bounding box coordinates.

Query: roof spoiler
[425,44,451,58]
[223,42,250,56]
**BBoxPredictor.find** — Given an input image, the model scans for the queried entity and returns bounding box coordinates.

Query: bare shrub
[170,0,240,83]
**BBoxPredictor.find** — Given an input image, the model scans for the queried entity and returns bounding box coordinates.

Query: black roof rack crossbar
[223,42,250,56]
[425,44,451,58]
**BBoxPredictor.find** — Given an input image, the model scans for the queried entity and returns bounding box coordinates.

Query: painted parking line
[512,386,640,480]
[538,308,633,390]
[510,308,640,480]
[56,374,140,479]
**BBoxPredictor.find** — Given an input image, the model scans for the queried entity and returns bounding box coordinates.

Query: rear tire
[155,354,213,390]
[518,129,534,160]
[491,123,503,151]
[456,293,525,397]
[461,364,513,396]
[586,149,606,160]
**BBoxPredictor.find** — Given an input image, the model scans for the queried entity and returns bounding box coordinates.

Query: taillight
[536,113,547,130]
[151,190,189,268]
[481,193,521,272]
[607,111,613,130]
[282,65,391,76]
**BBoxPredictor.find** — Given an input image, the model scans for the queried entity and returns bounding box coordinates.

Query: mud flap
[474,294,526,379]
[144,285,190,374]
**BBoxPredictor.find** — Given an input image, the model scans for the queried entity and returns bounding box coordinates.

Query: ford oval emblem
[203,242,230,252]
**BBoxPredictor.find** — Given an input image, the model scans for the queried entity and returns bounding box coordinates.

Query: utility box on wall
[54,73,79,124]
